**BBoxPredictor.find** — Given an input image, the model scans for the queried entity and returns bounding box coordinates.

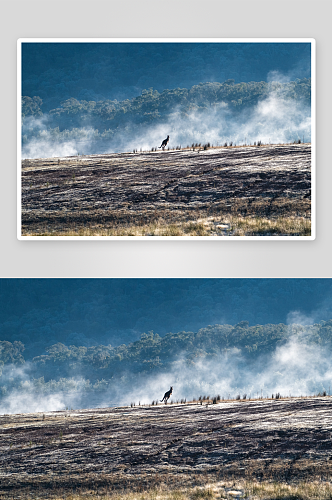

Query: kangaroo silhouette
[159,135,170,150]
[160,386,173,404]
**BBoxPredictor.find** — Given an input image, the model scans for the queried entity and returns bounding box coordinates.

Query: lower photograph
[1,278,332,499]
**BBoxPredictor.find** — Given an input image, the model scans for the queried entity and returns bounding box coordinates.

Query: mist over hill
[21,79,311,158]
[2,319,332,414]
[1,279,332,414]
[20,42,312,158]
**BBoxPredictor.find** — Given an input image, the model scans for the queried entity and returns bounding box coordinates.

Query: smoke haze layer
[21,79,311,159]
[1,322,331,415]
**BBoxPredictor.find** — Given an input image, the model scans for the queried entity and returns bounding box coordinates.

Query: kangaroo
[158,135,170,150]
[160,386,173,404]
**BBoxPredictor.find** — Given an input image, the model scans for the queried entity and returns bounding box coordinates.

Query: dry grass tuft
[229,215,311,236]
[22,215,310,237]
[21,144,312,237]
[3,480,332,500]
[245,479,332,499]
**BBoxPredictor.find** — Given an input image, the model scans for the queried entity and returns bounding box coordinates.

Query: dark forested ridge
[19,320,332,372]
[22,79,311,146]
[1,320,332,399]
[22,79,311,124]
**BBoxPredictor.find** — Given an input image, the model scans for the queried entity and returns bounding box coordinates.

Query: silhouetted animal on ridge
[159,135,170,150]
[160,386,173,404]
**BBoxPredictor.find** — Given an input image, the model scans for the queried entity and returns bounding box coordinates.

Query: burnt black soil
[0,397,331,496]
[21,144,311,235]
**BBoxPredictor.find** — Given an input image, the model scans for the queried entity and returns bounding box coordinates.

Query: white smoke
[21,89,311,159]
[0,363,89,414]
[21,116,101,159]
[0,390,67,414]
[117,328,331,407]
[2,318,328,415]
[128,92,310,153]
[1,326,329,415]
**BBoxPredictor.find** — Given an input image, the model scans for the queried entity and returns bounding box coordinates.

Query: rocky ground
[0,396,331,497]
[21,144,311,236]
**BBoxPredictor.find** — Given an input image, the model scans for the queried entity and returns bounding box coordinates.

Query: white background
[1,0,331,278]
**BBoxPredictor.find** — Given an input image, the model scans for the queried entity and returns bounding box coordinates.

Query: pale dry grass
[22,143,311,237]
[3,480,332,500]
[245,479,332,499]
[22,215,311,237]
[229,215,311,236]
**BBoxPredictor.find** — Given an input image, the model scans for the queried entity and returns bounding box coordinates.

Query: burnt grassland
[0,397,331,499]
[21,143,311,237]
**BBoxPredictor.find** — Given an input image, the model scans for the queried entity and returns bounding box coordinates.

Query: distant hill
[2,319,332,383]
[22,79,311,125]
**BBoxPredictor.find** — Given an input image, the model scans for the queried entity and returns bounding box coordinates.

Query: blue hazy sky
[0,278,329,358]
[22,42,311,108]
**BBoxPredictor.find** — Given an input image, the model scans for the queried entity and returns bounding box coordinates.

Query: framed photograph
[1,277,332,497]
[18,39,315,239]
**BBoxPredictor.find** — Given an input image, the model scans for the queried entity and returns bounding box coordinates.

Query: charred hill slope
[21,143,311,235]
[0,397,331,497]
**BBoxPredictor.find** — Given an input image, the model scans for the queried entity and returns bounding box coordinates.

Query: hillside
[21,143,311,236]
[1,397,331,498]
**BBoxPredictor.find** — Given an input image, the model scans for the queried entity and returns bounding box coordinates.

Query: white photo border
[17,38,316,241]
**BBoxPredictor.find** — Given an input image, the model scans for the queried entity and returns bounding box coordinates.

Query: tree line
[22,79,311,129]
[1,318,330,383]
